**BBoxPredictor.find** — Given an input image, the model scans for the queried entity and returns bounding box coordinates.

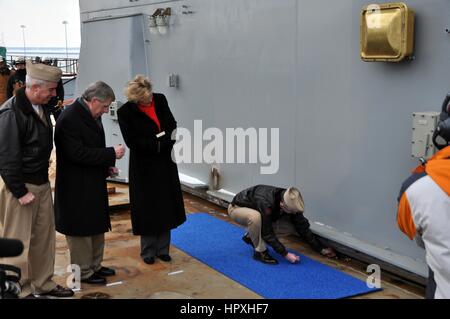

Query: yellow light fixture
[360,2,415,62]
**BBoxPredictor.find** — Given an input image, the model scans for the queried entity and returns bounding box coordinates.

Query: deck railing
[6,56,78,78]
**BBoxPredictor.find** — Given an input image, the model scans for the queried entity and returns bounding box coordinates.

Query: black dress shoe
[157,254,172,262]
[143,257,155,264]
[95,266,116,277]
[40,285,74,298]
[242,234,254,247]
[81,273,107,285]
[253,250,279,265]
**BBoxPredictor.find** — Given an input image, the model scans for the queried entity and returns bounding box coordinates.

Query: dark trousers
[426,267,437,299]
[140,231,170,259]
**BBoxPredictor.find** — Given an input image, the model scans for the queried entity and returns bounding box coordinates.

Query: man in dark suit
[54,81,125,285]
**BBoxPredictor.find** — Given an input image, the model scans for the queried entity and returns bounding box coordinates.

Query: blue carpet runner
[172,213,381,299]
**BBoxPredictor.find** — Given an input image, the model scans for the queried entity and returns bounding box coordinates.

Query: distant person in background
[41,57,64,121]
[117,75,186,265]
[0,56,9,68]
[7,58,26,99]
[229,185,336,265]
[54,81,125,285]
[0,60,74,298]
[0,56,11,105]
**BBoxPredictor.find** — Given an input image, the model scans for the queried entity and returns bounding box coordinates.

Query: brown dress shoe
[253,250,279,265]
[40,285,74,298]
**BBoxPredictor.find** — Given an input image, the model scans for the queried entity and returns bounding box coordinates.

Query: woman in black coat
[117,75,186,264]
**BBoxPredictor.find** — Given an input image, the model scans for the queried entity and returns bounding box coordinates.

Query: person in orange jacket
[397,116,450,299]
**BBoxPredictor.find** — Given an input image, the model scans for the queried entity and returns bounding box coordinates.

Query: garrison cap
[26,60,62,83]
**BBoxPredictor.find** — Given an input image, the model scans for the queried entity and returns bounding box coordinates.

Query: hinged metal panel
[412,112,440,159]
[360,2,415,62]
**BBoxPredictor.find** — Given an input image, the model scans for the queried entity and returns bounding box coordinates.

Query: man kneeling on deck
[228,185,336,264]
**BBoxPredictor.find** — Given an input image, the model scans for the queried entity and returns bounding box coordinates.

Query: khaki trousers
[228,204,267,253]
[66,234,105,280]
[0,179,57,297]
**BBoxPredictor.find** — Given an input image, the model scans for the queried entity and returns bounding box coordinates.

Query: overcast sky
[0,0,81,47]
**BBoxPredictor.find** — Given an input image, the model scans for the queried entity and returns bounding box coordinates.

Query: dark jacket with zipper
[54,98,116,236]
[231,184,325,256]
[0,87,53,198]
[117,93,186,235]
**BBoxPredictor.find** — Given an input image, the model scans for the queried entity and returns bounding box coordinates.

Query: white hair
[25,75,52,88]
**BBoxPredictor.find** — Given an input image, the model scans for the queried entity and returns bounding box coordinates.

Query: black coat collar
[123,94,165,131]
[14,87,51,127]
[14,87,34,115]
[73,99,104,135]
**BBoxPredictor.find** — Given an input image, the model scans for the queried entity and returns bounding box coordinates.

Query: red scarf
[138,99,161,131]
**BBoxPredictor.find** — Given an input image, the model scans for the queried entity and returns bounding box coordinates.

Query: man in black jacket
[54,81,125,285]
[0,60,73,298]
[229,185,336,264]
